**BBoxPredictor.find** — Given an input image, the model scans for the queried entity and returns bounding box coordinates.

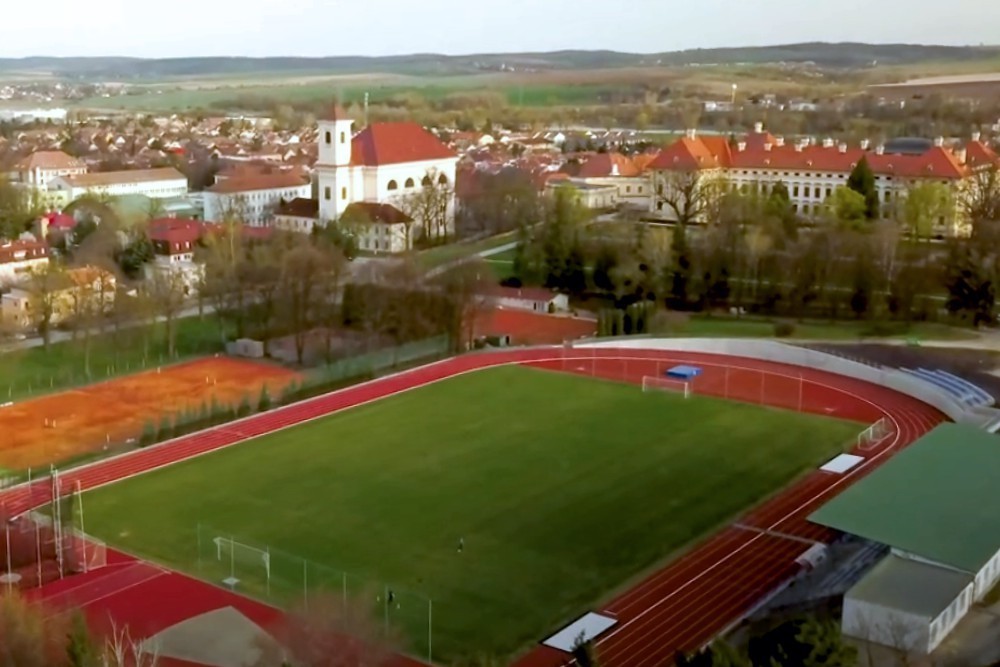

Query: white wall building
[489,287,569,313]
[0,240,49,286]
[8,150,87,190]
[146,218,205,294]
[311,105,458,250]
[203,173,311,226]
[648,124,1000,236]
[51,167,189,201]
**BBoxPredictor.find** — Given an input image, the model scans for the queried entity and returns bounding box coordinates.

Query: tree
[846,156,879,220]
[0,176,43,240]
[944,241,995,326]
[592,244,618,293]
[24,262,66,351]
[963,165,1000,239]
[827,187,868,229]
[400,169,454,243]
[900,181,952,241]
[540,185,588,290]
[456,168,540,237]
[654,170,724,228]
[254,592,401,667]
[440,257,492,351]
[281,241,328,365]
[66,613,96,667]
[146,266,188,358]
[0,591,72,667]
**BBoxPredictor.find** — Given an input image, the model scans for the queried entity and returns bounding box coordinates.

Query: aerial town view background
[2,1,1000,666]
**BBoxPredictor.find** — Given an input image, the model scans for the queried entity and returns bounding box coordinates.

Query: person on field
[457,537,464,553]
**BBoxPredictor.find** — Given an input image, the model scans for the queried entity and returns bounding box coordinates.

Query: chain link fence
[195,524,433,661]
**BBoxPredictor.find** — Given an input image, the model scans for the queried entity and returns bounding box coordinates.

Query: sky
[5,0,1000,58]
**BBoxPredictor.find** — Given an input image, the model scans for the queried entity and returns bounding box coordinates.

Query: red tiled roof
[966,140,1000,170]
[15,150,85,171]
[0,240,48,265]
[61,167,185,188]
[576,153,643,178]
[649,137,724,171]
[206,173,309,194]
[43,212,77,230]
[350,123,456,167]
[148,218,203,244]
[275,197,319,219]
[650,130,970,180]
[492,286,559,302]
[343,202,412,225]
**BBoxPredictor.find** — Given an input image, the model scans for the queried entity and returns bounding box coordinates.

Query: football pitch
[82,366,859,661]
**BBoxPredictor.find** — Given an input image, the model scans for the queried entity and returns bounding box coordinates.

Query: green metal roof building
[809,423,1000,654]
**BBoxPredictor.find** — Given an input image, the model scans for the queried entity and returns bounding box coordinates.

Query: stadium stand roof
[809,423,1000,573]
[848,555,972,619]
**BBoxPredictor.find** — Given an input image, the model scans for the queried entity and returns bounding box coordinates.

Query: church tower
[317,104,353,221]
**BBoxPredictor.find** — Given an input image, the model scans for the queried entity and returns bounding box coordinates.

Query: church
[274,106,458,253]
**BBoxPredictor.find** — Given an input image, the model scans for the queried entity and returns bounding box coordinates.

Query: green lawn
[0,315,227,401]
[83,366,858,661]
[417,231,518,268]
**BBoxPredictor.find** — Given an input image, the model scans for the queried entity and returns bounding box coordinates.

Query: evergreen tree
[258,384,272,412]
[846,156,879,220]
[592,245,618,293]
[66,613,95,667]
[564,241,587,295]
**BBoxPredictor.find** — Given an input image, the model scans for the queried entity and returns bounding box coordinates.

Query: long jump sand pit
[0,357,299,471]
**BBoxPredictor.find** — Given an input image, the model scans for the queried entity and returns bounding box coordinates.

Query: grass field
[83,366,858,661]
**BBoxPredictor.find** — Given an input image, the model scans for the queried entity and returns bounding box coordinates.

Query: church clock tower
[317,104,353,222]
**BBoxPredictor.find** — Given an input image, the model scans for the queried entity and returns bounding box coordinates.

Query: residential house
[7,150,87,209]
[146,218,205,294]
[489,286,568,313]
[1,265,116,330]
[0,240,49,286]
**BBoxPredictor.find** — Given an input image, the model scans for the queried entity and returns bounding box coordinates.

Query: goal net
[641,376,692,398]
[213,536,271,586]
[857,417,893,451]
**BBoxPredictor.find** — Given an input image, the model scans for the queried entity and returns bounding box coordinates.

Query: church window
[325,131,331,145]
[324,187,331,200]
[341,187,347,200]
[387,180,398,191]
[340,132,346,143]
[422,175,432,187]
[438,173,448,185]
[405,177,415,188]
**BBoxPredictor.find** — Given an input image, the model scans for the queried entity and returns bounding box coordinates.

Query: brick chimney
[775,136,785,147]
[685,128,697,140]
[737,141,747,152]
[838,143,848,153]
[822,138,834,148]
[860,139,870,150]
[753,121,764,134]
[876,144,885,155]
[972,131,982,143]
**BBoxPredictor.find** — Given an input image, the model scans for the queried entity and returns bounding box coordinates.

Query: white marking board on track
[543,612,618,652]
[820,453,864,474]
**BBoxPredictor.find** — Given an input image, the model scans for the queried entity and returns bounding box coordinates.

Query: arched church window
[325,131,331,144]
[387,180,398,191]
[438,173,448,185]
[404,178,415,188]
[421,175,432,187]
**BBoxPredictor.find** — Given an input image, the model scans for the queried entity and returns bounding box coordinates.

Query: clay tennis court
[474,307,597,345]
[0,357,299,471]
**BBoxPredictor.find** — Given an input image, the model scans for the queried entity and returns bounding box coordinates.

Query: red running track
[0,347,945,667]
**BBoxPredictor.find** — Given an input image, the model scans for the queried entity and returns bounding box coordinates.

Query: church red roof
[350,123,456,167]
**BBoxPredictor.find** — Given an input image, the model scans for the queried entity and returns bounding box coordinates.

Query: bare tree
[24,262,66,351]
[281,241,328,365]
[106,618,160,667]
[440,257,493,351]
[654,170,725,228]
[254,592,401,667]
[400,169,454,244]
[146,266,188,358]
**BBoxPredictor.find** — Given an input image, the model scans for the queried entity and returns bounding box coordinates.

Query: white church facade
[275,106,458,253]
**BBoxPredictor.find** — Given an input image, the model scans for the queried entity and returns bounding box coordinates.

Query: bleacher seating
[901,367,995,409]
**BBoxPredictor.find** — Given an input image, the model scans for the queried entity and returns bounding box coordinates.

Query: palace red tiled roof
[350,123,456,167]
[148,218,203,245]
[650,131,974,180]
[966,140,1000,170]
[576,153,644,178]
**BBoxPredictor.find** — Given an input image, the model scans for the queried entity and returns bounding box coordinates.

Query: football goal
[213,536,271,590]
[857,417,893,451]
[641,376,692,398]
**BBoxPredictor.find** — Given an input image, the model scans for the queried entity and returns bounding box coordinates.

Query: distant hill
[1,43,998,80]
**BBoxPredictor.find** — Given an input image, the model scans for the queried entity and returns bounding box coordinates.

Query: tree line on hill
[506,161,1000,330]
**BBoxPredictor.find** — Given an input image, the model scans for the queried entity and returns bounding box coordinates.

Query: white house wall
[842,598,930,654]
